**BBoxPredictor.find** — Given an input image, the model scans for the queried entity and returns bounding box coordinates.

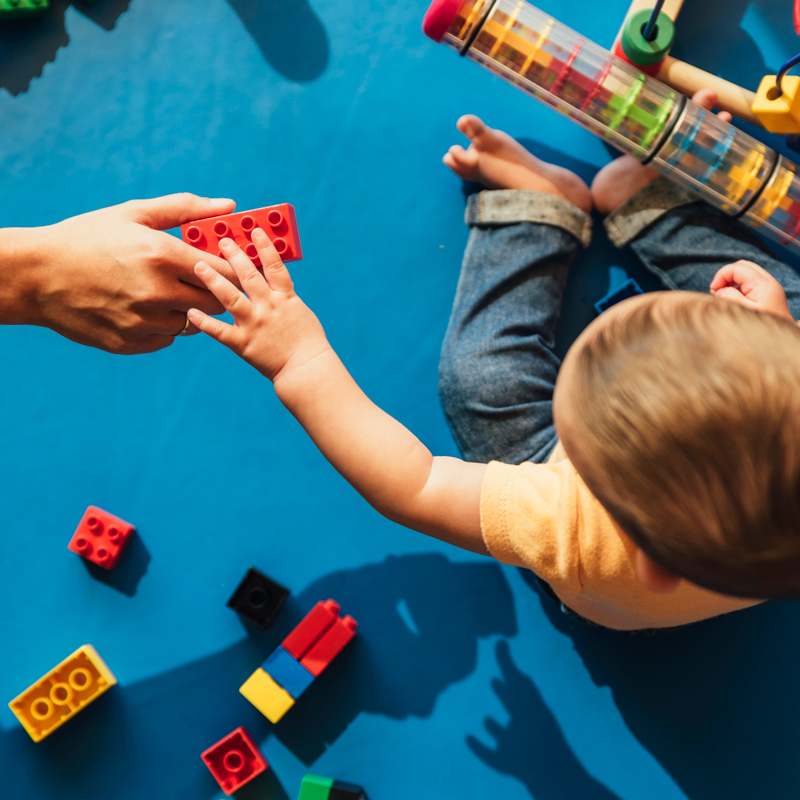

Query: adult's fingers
[218,238,270,303]
[193,261,254,321]
[252,228,294,293]
[129,193,236,231]
[159,231,239,287]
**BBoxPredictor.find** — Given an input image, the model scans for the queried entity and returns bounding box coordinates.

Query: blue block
[262,646,315,699]
[594,278,644,315]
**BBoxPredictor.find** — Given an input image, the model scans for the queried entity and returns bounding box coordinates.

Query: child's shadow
[0,0,130,96]
[521,570,800,800]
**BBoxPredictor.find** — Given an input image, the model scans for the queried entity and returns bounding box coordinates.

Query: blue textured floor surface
[2,1,800,798]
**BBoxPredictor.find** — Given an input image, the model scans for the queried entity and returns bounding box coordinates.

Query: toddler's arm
[188,229,489,555]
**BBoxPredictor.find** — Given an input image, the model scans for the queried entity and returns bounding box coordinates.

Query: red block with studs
[281,599,342,660]
[68,506,135,570]
[180,204,302,265]
[301,614,358,677]
[201,726,268,796]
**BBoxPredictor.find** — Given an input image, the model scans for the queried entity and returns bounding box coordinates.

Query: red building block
[68,506,135,570]
[301,615,358,677]
[281,600,341,661]
[201,726,268,796]
[180,204,302,266]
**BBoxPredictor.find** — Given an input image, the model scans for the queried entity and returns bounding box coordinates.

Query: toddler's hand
[709,260,794,321]
[187,228,331,382]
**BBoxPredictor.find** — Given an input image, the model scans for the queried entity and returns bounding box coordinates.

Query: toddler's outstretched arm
[188,229,488,555]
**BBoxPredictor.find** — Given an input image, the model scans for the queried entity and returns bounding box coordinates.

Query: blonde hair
[571,292,800,598]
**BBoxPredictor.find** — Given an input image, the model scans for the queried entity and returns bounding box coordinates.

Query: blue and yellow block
[239,646,315,723]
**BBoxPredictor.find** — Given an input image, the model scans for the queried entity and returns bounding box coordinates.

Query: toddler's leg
[439,116,592,465]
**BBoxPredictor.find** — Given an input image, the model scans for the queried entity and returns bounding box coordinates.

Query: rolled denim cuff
[465,189,591,248]
[603,178,698,247]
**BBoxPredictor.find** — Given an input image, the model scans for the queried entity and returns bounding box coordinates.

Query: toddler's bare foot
[443,115,592,214]
[591,89,733,216]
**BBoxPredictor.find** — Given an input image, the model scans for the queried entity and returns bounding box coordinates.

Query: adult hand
[710,260,794,321]
[1,194,237,354]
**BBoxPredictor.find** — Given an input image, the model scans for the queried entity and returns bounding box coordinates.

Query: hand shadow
[0,0,131,96]
[468,640,623,800]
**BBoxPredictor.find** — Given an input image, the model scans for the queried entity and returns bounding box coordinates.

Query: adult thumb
[129,193,236,231]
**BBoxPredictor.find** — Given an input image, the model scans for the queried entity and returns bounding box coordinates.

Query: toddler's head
[554,291,800,598]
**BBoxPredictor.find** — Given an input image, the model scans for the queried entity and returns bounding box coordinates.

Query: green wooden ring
[621,9,675,66]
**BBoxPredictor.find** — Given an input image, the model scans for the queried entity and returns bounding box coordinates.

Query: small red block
[180,203,303,265]
[68,506,135,570]
[201,726,268,796]
[301,614,358,677]
[281,599,341,660]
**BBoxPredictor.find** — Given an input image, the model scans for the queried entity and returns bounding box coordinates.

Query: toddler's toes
[443,144,480,179]
[456,114,492,147]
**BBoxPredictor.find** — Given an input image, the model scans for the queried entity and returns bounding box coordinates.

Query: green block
[0,0,49,18]
[299,774,334,800]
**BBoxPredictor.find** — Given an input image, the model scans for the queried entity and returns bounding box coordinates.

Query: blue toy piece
[594,278,644,315]
[261,645,316,699]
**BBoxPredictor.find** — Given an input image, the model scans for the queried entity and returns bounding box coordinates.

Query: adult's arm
[0,193,238,354]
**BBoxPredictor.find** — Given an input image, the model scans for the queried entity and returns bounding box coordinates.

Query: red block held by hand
[181,204,303,265]
[68,506,135,570]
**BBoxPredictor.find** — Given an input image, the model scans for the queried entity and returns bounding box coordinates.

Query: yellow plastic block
[239,668,295,723]
[8,645,117,742]
[752,75,800,134]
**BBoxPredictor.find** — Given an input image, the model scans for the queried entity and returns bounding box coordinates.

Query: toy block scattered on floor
[181,204,303,265]
[0,0,49,18]
[241,600,357,723]
[594,278,644,315]
[201,726,268,796]
[68,506,135,570]
[226,567,289,630]
[298,774,368,800]
[8,645,117,742]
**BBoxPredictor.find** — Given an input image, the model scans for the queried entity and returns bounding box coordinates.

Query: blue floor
[1,1,799,798]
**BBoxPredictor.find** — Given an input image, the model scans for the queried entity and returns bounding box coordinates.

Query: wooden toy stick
[656,57,760,126]
[612,0,685,49]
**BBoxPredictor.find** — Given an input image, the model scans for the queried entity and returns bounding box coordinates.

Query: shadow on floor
[1,553,517,797]
[0,0,130,96]
[79,532,150,597]
[520,570,800,800]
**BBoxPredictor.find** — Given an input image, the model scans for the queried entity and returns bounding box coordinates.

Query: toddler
[187,91,800,631]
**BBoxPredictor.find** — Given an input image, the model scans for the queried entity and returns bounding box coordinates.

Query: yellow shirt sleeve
[480,455,762,630]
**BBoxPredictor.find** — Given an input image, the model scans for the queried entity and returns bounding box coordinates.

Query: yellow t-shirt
[480,441,761,630]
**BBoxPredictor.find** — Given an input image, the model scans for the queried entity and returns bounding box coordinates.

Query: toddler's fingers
[252,228,294,293]
[219,238,270,303]
[709,261,762,292]
[194,261,254,321]
[187,307,238,347]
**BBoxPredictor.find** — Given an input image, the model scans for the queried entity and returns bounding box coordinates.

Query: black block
[330,782,367,800]
[226,567,289,630]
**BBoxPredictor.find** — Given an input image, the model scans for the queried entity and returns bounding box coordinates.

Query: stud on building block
[594,278,644,315]
[752,76,800,134]
[261,646,315,699]
[0,0,49,18]
[300,615,358,677]
[181,203,303,265]
[298,775,368,800]
[281,599,341,660]
[239,668,295,723]
[201,726,268,796]
[8,645,117,742]
[226,567,289,630]
[67,506,135,570]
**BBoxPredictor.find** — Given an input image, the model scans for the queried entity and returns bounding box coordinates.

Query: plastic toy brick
[752,76,800,134]
[594,278,644,315]
[201,726,268,796]
[0,0,49,18]
[298,775,368,800]
[300,615,358,677]
[226,567,289,630]
[8,645,117,742]
[281,599,341,660]
[68,506,135,570]
[261,646,315,699]
[180,204,302,265]
[239,668,295,723]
